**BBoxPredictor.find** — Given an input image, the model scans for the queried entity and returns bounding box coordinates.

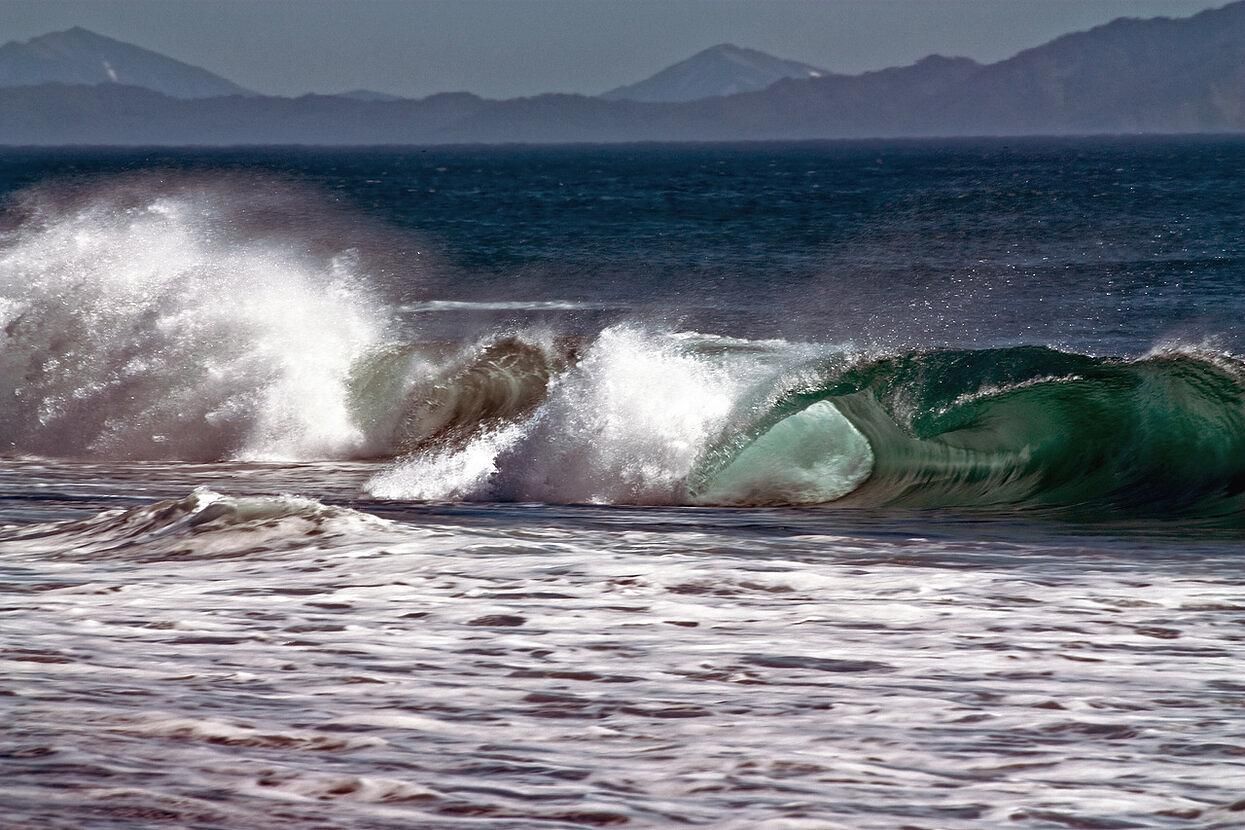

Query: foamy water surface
[4,461,1245,829]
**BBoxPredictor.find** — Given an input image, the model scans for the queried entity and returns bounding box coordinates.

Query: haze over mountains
[1,1,1244,144]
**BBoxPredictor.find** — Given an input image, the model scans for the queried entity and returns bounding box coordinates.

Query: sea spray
[0,176,392,460]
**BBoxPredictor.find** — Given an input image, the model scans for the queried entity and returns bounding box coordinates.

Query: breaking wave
[4,176,1245,519]
[0,488,395,559]
[691,345,1245,517]
[371,335,1245,519]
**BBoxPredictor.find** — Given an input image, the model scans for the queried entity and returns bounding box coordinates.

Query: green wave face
[691,400,873,506]
[693,347,1245,519]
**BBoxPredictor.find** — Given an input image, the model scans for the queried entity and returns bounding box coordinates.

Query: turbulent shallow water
[3,140,1245,828]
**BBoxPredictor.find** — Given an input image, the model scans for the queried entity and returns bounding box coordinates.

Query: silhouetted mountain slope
[0,27,252,99]
[939,2,1245,134]
[0,84,486,144]
[1,2,1244,145]
[602,44,827,102]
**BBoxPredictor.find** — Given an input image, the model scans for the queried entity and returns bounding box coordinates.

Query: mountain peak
[699,43,785,59]
[0,26,253,98]
[25,27,127,50]
[50,26,105,37]
[601,44,828,103]
[914,54,975,67]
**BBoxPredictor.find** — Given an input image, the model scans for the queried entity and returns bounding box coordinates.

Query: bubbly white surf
[4,484,1245,829]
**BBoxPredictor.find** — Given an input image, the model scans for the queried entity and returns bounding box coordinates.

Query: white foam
[369,326,753,503]
[368,421,526,500]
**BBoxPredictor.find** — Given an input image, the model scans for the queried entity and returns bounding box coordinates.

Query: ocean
[2,139,1244,829]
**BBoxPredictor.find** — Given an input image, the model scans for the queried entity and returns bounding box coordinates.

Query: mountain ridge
[1,3,1244,144]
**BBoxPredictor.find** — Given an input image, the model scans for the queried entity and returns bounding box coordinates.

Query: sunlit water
[4,141,1245,828]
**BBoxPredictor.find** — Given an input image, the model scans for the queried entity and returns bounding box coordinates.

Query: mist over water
[4,141,1245,829]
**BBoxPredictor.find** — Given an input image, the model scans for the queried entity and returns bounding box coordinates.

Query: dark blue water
[2,138,1243,349]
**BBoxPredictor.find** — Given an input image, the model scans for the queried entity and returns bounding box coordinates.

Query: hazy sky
[0,0,1230,98]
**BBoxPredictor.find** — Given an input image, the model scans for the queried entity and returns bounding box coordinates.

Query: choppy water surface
[5,472,1245,829]
[3,141,1245,828]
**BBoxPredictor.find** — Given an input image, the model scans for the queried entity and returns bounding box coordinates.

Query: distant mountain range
[0,27,252,99]
[2,2,1245,144]
[602,44,827,103]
